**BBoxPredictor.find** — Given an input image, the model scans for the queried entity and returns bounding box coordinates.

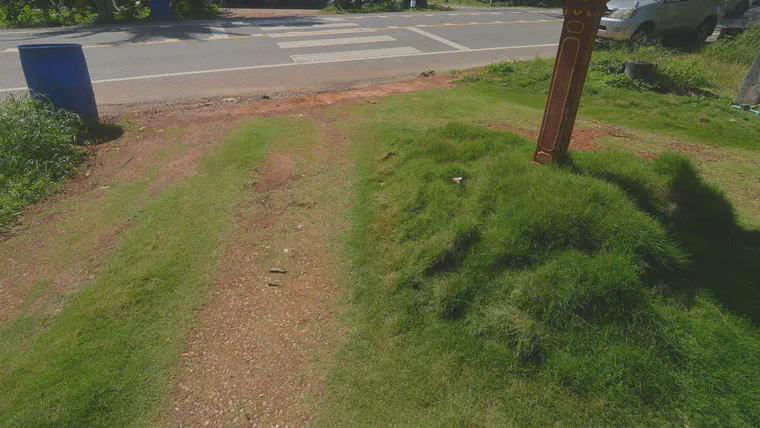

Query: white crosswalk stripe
[209,24,228,39]
[278,35,396,49]
[268,28,375,38]
[262,22,359,32]
[290,46,421,63]
[408,27,469,51]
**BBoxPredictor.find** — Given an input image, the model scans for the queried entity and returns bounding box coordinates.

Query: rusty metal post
[533,0,609,165]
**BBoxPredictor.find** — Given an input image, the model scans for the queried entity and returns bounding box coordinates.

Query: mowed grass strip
[0,118,311,426]
[319,122,760,426]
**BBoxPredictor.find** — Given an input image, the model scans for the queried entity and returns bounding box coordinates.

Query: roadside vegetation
[429,0,560,8]
[0,0,218,28]
[325,0,450,13]
[1,24,759,428]
[318,31,760,425]
[0,96,85,228]
[459,29,760,151]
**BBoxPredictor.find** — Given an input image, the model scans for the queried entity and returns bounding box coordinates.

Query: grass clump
[323,122,760,426]
[0,96,85,227]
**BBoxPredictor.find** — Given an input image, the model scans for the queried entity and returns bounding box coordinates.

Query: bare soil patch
[486,122,617,152]
[101,74,454,121]
[0,111,238,323]
[162,113,352,427]
[1,74,452,422]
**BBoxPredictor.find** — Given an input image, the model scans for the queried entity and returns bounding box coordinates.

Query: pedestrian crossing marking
[291,46,421,63]
[278,35,396,49]
[262,22,359,32]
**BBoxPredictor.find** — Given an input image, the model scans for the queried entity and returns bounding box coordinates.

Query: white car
[599,0,725,45]
[725,0,753,18]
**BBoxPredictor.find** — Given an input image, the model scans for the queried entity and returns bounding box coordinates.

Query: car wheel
[631,24,653,43]
[693,18,716,45]
[726,1,749,18]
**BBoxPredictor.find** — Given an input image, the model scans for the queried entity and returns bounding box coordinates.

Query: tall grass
[703,27,760,66]
[321,122,760,426]
[0,96,84,227]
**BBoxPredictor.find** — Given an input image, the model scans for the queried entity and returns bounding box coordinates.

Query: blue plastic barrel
[149,0,172,21]
[18,43,99,126]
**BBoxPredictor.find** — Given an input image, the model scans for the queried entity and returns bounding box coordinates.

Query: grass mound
[325,123,760,425]
[0,96,84,227]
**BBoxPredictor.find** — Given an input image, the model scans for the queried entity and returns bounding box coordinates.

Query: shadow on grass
[566,154,760,323]
[83,123,124,145]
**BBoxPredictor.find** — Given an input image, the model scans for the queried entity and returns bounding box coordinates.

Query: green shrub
[16,4,45,26]
[114,0,149,20]
[657,56,714,92]
[0,96,84,226]
[0,0,98,28]
[0,6,10,27]
[171,0,218,19]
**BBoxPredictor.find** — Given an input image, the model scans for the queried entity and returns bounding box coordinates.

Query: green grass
[465,44,760,151]
[319,122,760,426]
[3,30,759,426]
[0,96,85,228]
[0,118,311,426]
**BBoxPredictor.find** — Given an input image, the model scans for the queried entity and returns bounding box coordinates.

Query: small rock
[222,97,239,103]
[297,224,304,231]
[729,118,737,122]
[452,177,463,183]
[368,100,379,104]
[269,267,287,273]
[262,95,271,100]
[420,70,436,77]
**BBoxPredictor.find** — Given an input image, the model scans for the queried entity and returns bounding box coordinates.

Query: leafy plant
[171,0,218,19]
[0,96,85,226]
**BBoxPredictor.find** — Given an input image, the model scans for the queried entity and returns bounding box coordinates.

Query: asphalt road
[0,9,564,104]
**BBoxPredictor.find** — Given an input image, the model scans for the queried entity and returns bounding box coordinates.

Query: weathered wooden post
[734,49,760,107]
[533,0,610,165]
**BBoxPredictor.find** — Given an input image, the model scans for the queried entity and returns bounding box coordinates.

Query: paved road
[0,9,563,104]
